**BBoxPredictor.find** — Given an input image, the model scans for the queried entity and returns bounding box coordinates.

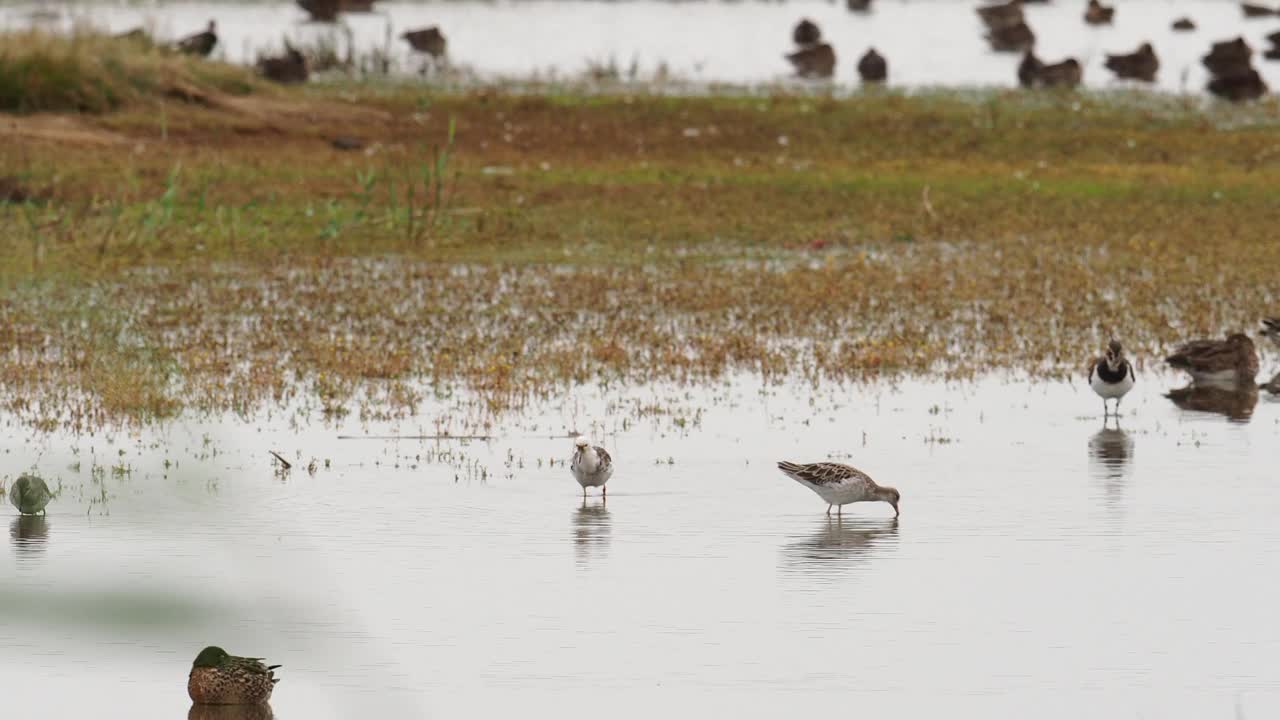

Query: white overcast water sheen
[2,373,1279,718]
[3,0,1280,91]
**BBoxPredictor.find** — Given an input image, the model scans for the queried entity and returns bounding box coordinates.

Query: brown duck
[857,48,887,83]
[175,20,217,57]
[402,26,447,59]
[1171,17,1196,31]
[1105,42,1158,82]
[786,43,836,79]
[793,18,821,47]
[1209,69,1268,100]
[987,21,1035,52]
[976,0,1024,30]
[1165,333,1259,384]
[847,0,873,12]
[258,42,309,84]
[1084,0,1115,25]
[1202,37,1252,76]
[1019,51,1080,88]
[1241,3,1276,18]
[188,646,280,705]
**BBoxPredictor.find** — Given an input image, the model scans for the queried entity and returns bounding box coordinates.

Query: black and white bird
[1088,339,1135,416]
[570,437,613,498]
[776,461,900,516]
[1262,317,1280,348]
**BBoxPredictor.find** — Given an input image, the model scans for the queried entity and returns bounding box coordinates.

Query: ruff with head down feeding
[776,461,900,516]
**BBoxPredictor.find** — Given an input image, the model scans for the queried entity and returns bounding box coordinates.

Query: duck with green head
[188,646,280,705]
[8,474,52,515]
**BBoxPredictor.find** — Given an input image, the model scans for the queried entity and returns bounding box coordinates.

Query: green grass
[1,81,1279,425]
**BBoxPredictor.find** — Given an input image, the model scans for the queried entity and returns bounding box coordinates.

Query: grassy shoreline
[2,49,1279,426]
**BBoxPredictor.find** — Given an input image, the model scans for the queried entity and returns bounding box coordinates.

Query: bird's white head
[574,436,590,449]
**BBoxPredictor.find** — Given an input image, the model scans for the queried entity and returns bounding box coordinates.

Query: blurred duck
[786,43,836,79]
[1019,51,1080,88]
[976,0,1024,30]
[298,0,340,22]
[847,0,873,12]
[258,42,309,84]
[857,48,887,83]
[1171,17,1197,31]
[402,27,448,59]
[1202,37,1252,76]
[987,21,1035,52]
[793,19,822,47]
[1084,0,1115,25]
[8,474,52,515]
[1165,333,1259,384]
[1105,43,1159,82]
[175,20,217,57]
[1209,69,1268,100]
[1241,3,1276,18]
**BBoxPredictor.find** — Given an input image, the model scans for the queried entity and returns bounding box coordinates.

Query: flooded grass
[2,81,1279,426]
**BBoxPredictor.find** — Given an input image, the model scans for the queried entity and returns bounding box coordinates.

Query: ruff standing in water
[188,646,280,705]
[570,437,613,498]
[8,473,52,515]
[776,461,900,516]
[1088,339,1136,416]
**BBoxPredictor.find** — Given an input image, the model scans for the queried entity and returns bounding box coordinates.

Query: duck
[777,461,900,517]
[986,21,1035,53]
[175,20,218,58]
[1171,17,1197,31]
[793,18,822,47]
[1241,3,1276,18]
[1089,340,1136,416]
[188,646,280,705]
[857,48,887,83]
[1084,0,1115,25]
[8,474,52,515]
[402,27,448,59]
[1020,53,1081,88]
[258,42,309,84]
[785,42,836,78]
[1165,333,1259,384]
[847,0,873,12]
[976,1,1024,30]
[570,437,613,499]
[297,0,340,22]
[1202,37,1253,76]
[1105,42,1159,82]
[1208,69,1268,101]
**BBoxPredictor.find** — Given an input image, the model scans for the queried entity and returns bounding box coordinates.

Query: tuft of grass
[0,30,259,113]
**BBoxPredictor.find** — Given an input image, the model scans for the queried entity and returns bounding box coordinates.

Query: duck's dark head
[193,646,229,668]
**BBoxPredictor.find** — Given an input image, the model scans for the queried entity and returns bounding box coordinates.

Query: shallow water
[5,0,1280,93]
[3,371,1279,718]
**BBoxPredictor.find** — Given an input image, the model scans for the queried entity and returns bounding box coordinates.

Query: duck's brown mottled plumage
[1165,333,1259,382]
[188,647,280,705]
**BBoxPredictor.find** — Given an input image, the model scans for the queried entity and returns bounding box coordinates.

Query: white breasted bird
[1088,339,1135,416]
[776,461,900,517]
[570,437,613,498]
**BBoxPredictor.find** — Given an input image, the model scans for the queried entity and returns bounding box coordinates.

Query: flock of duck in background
[142,0,1280,98]
[787,0,1280,100]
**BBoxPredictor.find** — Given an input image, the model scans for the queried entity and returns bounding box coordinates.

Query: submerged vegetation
[1,53,1279,425]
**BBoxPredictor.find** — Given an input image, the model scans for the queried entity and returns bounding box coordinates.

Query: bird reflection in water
[782,516,898,570]
[1165,383,1259,422]
[1088,421,1134,510]
[9,515,49,558]
[572,498,611,565]
[188,703,274,720]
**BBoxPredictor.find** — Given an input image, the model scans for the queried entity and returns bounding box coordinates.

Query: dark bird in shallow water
[1084,0,1115,25]
[1202,37,1253,76]
[8,474,52,515]
[188,646,281,705]
[847,0,873,12]
[1171,17,1196,31]
[986,21,1035,53]
[857,48,887,83]
[402,26,448,59]
[1208,68,1268,100]
[1240,3,1276,18]
[977,0,1025,30]
[1105,42,1159,82]
[786,42,836,78]
[175,20,218,57]
[793,18,822,47]
[1019,51,1080,88]
[1166,333,1259,384]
